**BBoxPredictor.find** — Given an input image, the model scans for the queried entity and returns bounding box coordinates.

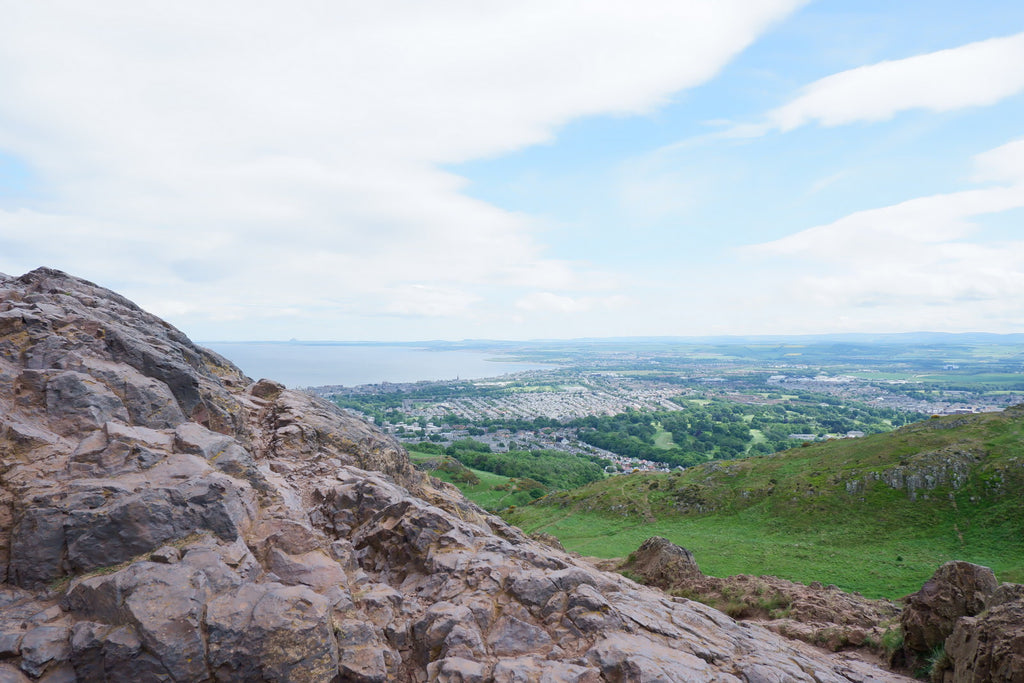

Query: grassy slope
[408,449,536,509]
[506,409,1024,599]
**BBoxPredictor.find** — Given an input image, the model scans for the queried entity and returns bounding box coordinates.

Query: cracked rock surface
[0,268,912,681]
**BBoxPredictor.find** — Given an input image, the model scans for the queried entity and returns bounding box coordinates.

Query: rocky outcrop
[930,582,1024,683]
[617,537,901,656]
[0,268,913,681]
[899,561,998,657]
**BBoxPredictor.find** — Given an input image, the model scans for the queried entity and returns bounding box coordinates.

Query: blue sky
[1,1,1023,340]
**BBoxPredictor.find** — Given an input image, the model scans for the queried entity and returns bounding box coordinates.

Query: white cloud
[769,32,1024,131]
[0,1,802,338]
[743,138,1024,328]
[515,291,627,314]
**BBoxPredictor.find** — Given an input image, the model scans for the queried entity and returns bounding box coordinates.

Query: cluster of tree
[571,399,921,466]
[443,439,606,491]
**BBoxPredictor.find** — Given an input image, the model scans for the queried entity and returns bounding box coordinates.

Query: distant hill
[507,407,1024,599]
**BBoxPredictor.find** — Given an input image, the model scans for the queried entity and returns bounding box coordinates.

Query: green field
[652,424,676,449]
[505,409,1024,599]
[409,449,539,509]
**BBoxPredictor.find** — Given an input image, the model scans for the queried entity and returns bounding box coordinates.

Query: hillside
[0,268,912,681]
[507,409,1024,599]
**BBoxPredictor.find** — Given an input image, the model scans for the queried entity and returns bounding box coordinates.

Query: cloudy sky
[2,1,1023,341]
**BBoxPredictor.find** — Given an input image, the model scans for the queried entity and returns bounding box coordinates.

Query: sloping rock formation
[939,583,1024,682]
[616,537,901,655]
[0,268,913,681]
[899,562,1024,682]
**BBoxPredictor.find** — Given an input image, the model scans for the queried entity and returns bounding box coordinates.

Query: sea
[201,342,550,389]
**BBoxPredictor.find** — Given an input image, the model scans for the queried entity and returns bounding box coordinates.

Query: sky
[1,1,1023,341]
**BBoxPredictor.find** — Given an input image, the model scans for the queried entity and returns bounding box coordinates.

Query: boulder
[621,536,701,588]
[205,583,338,682]
[936,584,1024,683]
[901,561,998,654]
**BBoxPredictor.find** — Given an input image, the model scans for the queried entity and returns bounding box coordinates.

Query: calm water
[201,342,550,388]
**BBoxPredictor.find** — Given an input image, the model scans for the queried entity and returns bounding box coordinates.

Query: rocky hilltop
[0,268,911,681]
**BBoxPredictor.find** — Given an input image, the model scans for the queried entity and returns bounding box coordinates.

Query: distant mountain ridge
[201,332,1024,347]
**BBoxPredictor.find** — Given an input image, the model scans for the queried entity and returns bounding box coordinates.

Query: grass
[652,423,677,449]
[409,448,537,510]
[504,409,1024,599]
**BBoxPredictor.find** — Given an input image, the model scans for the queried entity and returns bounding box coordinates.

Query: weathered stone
[622,536,702,588]
[63,481,249,573]
[0,663,29,683]
[9,507,66,588]
[174,422,267,488]
[19,626,70,678]
[42,371,130,435]
[206,583,338,682]
[491,657,601,683]
[149,545,181,564]
[487,615,552,657]
[265,548,346,591]
[79,358,187,429]
[122,572,208,680]
[0,632,22,658]
[426,656,488,683]
[250,518,323,559]
[590,633,718,681]
[988,581,1024,608]
[901,560,998,654]
[249,379,284,401]
[335,619,395,682]
[940,591,1024,683]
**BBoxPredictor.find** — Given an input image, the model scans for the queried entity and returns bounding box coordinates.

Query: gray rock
[491,657,600,683]
[174,422,267,489]
[0,632,22,658]
[487,615,552,657]
[149,546,181,564]
[43,371,130,435]
[426,657,488,683]
[265,548,346,591]
[942,592,1024,682]
[9,507,66,589]
[206,583,338,682]
[335,619,395,682]
[19,626,70,678]
[901,560,998,654]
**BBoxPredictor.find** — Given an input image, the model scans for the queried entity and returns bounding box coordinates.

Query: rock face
[0,268,913,681]
[899,561,998,656]
[928,582,1024,683]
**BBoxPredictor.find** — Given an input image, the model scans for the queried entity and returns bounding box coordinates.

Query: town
[315,341,1024,473]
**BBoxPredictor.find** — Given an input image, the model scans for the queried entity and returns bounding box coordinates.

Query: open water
[201,342,549,388]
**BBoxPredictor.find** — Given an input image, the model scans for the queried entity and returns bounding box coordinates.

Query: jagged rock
[148,545,180,564]
[0,269,914,681]
[205,582,338,682]
[18,626,69,678]
[623,535,702,587]
[900,561,998,654]
[939,585,1024,682]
